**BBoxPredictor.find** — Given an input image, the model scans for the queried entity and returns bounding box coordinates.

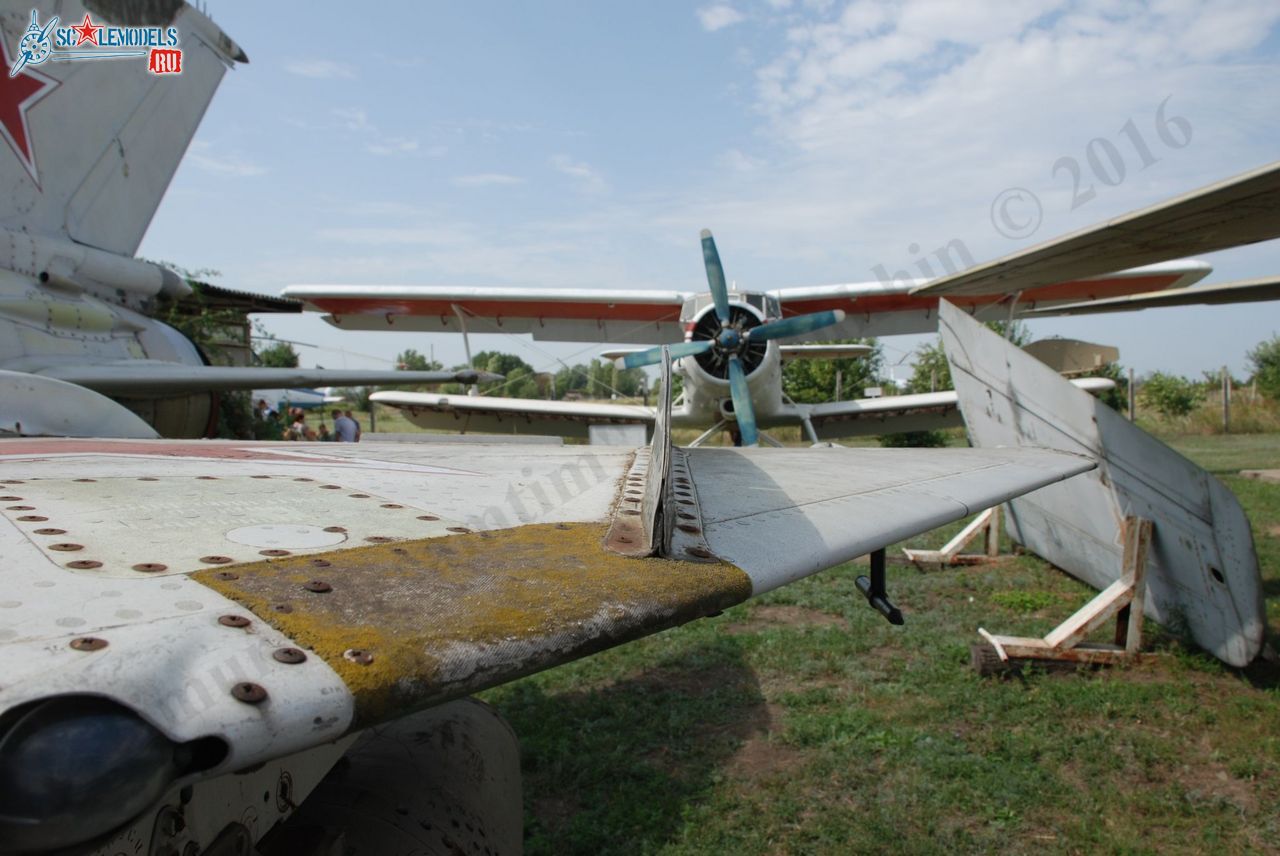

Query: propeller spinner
[621,230,846,446]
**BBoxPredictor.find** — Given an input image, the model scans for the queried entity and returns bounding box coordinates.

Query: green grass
[479,432,1280,855]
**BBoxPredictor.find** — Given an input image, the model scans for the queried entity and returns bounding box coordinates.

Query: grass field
[471,433,1280,855]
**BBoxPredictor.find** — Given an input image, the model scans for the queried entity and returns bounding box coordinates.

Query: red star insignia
[71,14,102,47]
[0,37,57,186]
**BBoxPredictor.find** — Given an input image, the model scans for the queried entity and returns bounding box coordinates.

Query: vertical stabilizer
[940,300,1264,667]
[0,0,245,255]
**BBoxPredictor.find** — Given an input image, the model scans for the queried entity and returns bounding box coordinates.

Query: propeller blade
[617,339,714,369]
[700,229,731,324]
[747,309,847,343]
[727,355,758,447]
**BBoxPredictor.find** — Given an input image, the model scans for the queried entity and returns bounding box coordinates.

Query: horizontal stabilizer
[36,363,497,396]
[940,300,1264,666]
[1021,339,1119,375]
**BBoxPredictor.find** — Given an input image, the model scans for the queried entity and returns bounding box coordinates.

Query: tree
[258,340,299,368]
[782,338,882,404]
[442,351,542,398]
[396,349,442,372]
[903,321,1029,395]
[1247,335,1280,400]
[905,338,950,393]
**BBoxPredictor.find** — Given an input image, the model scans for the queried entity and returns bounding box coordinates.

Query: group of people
[253,400,362,443]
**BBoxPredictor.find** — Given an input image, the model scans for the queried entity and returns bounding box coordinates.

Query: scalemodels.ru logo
[9,9,183,77]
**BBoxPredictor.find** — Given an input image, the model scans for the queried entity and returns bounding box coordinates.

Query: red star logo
[0,37,57,186]
[70,14,101,47]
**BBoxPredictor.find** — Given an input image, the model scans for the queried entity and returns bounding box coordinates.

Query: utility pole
[1127,367,1135,421]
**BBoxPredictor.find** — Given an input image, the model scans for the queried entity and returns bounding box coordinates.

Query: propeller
[726,355,757,447]
[619,339,713,370]
[618,230,848,445]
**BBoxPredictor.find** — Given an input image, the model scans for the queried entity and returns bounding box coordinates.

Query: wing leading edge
[915,160,1280,297]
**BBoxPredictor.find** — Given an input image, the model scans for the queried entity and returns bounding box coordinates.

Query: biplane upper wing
[915,160,1280,298]
[282,285,691,345]
[0,430,1090,848]
[771,261,1210,333]
[1026,275,1280,316]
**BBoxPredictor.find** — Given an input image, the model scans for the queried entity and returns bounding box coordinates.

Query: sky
[139,0,1280,383]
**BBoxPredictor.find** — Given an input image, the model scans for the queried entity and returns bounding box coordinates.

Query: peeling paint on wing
[193,522,751,727]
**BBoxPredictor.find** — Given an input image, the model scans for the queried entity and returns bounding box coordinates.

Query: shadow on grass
[492,637,765,856]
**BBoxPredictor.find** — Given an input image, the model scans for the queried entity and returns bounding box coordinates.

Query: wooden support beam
[904,505,1003,569]
[974,516,1154,674]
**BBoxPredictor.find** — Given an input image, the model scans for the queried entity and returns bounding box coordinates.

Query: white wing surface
[0,435,1089,790]
[916,160,1280,297]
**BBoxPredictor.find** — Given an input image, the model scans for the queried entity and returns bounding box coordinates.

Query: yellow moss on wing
[194,522,751,726]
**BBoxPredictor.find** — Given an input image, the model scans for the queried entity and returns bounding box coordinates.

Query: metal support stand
[856,549,904,625]
[797,409,819,445]
[903,506,1001,570]
[973,517,1153,674]
[687,419,727,448]
[757,431,785,448]
[451,303,477,395]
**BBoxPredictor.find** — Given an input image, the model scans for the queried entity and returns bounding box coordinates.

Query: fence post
[1222,365,1230,434]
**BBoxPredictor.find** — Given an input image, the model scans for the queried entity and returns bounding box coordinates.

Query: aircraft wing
[801,379,1114,440]
[915,160,1280,297]
[769,261,1210,329]
[369,390,655,439]
[282,285,692,344]
[1026,275,1280,316]
[0,433,1091,830]
[32,362,496,396]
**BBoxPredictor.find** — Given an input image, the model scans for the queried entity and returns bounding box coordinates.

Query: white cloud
[186,141,266,177]
[698,4,745,32]
[717,148,766,172]
[366,136,422,156]
[551,155,607,193]
[284,59,355,79]
[332,108,370,131]
[452,173,526,187]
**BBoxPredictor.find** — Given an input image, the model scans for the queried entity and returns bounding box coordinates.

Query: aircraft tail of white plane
[0,1,246,256]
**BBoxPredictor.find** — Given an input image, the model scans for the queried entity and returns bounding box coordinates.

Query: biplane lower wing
[0,433,1090,850]
[368,378,1113,441]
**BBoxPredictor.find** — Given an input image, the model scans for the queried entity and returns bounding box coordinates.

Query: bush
[1139,372,1203,417]
[879,429,949,447]
[1247,335,1280,400]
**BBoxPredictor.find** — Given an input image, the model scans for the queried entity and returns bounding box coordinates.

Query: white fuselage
[671,294,788,429]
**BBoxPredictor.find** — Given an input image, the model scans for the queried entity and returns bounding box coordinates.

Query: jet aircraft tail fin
[0,1,245,256]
